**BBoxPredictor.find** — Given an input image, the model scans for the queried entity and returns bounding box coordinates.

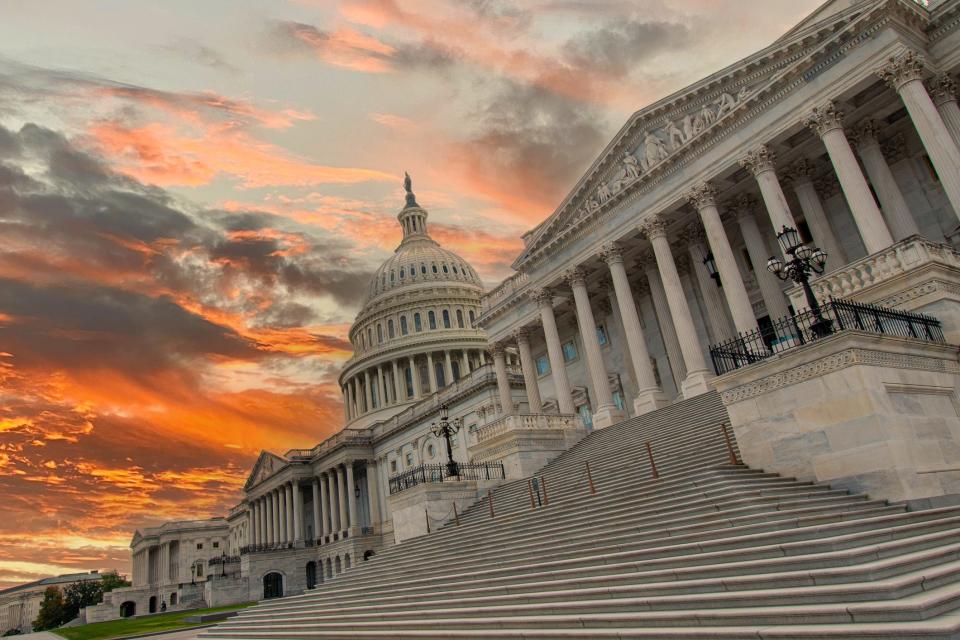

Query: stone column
[641,262,685,392]
[931,73,960,146]
[565,267,624,427]
[639,215,713,397]
[409,356,421,400]
[392,360,402,403]
[291,482,302,543]
[363,370,372,413]
[267,491,276,545]
[600,243,668,414]
[327,472,340,533]
[444,350,454,383]
[684,231,734,344]
[250,501,258,546]
[375,366,384,408]
[878,51,960,220]
[514,328,543,412]
[849,119,919,241]
[311,479,321,542]
[687,184,760,339]
[462,350,471,375]
[529,289,575,414]
[286,483,295,542]
[320,474,331,537]
[426,352,437,393]
[345,462,358,531]
[259,498,267,546]
[367,461,380,527]
[278,486,287,545]
[491,343,515,415]
[739,145,797,231]
[341,387,349,422]
[787,160,846,264]
[733,196,791,320]
[804,101,894,252]
[336,465,348,533]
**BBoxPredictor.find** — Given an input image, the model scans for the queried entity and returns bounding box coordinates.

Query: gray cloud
[562,18,693,79]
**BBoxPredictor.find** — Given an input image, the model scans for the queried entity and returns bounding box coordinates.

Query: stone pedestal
[715,331,960,506]
[387,481,493,544]
[468,413,586,479]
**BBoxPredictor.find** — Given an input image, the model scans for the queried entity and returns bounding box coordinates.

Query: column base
[680,369,714,399]
[633,388,671,416]
[591,404,626,430]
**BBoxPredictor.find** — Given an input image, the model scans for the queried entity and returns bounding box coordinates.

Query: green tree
[62,580,104,622]
[33,586,66,631]
[100,571,131,593]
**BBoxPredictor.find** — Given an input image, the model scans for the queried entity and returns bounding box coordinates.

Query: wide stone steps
[204,391,960,638]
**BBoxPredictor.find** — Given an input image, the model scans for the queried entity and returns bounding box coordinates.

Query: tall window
[435,361,446,388]
[578,404,593,430]
[535,354,550,376]
[400,316,408,335]
[367,328,372,346]
[371,379,379,409]
[451,361,461,381]
[442,309,451,328]
[414,313,422,332]
[377,324,383,343]
[469,310,476,326]
[428,310,437,330]
[562,340,578,363]
[456,309,464,328]
[596,324,608,346]
[405,367,413,397]
[388,319,395,339]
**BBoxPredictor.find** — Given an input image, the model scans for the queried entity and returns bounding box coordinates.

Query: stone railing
[471,413,577,446]
[789,235,960,308]
[480,271,530,317]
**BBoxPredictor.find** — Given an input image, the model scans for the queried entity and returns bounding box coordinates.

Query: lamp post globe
[766,226,832,337]
[431,404,461,478]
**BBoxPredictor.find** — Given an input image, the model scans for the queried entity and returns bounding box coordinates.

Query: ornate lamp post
[431,404,462,478]
[702,251,721,286]
[766,225,831,337]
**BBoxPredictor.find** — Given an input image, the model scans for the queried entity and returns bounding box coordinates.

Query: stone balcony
[788,235,960,341]
[468,413,586,479]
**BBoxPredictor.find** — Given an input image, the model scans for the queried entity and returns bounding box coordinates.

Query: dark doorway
[262,572,283,599]
[305,562,317,590]
[148,596,157,614]
[119,601,136,618]
[169,593,177,606]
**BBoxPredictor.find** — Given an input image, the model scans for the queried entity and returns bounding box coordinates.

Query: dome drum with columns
[338,175,490,428]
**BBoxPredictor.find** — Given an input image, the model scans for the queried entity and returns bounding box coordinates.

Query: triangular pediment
[513,0,916,270]
[243,450,288,491]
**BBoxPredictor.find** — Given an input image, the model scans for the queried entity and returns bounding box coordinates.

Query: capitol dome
[338,175,489,428]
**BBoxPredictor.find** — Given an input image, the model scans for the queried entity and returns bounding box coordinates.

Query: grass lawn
[53,602,255,640]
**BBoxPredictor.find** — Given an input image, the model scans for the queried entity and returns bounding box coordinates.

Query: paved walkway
[14,633,61,640]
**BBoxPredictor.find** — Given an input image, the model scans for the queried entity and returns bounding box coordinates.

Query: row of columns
[248,460,382,548]
[487,50,960,428]
[342,349,491,421]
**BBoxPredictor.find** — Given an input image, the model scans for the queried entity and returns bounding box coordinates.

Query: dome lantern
[398,172,430,243]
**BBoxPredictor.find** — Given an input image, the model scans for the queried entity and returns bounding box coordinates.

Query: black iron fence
[709,297,944,375]
[389,462,506,495]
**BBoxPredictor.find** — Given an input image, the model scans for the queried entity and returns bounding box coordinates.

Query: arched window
[442,263,449,273]
[435,361,446,388]
[390,270,395,282]
[414,313,423,332]
[432,263,438,274]
[377,324,383,343]
[399,267,405,279]
[405,366,413,397]
[410,265,416,278]
[388,319,395,339]
[421,264,427,274]
[326,558,333,579]
[442,309,451,328]
[428,311,437,330]
[400,316,409,335]
[344,554,351,570]
[469,310,476,326]
[452,264,459,274]
[456,309,464,328]
[367,328,372,346]
[452,361,461,381]
[335,556,342,574]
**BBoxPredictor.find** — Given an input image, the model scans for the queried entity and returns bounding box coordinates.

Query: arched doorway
[334,556,342,575]
[262,572,283,599]
[344,554,351,570]
[325,558,332,578]
[363,550,375,562]
[119,601,136,618]
[305,562,317,590]
[148,596,157,614]
[169,593,177,606]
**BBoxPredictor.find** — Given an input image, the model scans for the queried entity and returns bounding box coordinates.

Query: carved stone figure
[585,198,599,212]
[736,86,751,102]
[715,92,737,117]
[665,120,685,149]
[622,153,642,179]
[682,115,695,141]
[642,130,669,168]
[700,103,716,127]
[597,181,612,203]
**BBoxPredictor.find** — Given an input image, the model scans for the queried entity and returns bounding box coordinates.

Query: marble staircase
[202,392,960,638]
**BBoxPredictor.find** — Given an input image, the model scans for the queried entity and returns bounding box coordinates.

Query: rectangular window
[562,340,578,363]
[196,543,203,550]
[596,324,609,346]
[577,404,593,430]
[213,541,219,549]
[390,460,397,473]
[535,354,550,376]
[612,390,624,411]
[405,452,413,466]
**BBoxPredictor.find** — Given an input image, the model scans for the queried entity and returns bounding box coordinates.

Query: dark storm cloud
[562,18,693,79]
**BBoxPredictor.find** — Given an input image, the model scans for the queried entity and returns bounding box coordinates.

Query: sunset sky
[0,0,825,589]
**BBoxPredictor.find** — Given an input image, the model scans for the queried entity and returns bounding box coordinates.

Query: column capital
[929,73,958,107]
[739,144,777,176]
[804,100,844,137]
[848,119,882,149]
[638,214,668,240]
[527,287,553,307]
[636,248,658,271]
[877,50,926,92]
[598,242,624,266]
[686,182,719,211]
[563,266,589,288]
[679,221,707,247]
[725,192,760,222]
[512,327,532,345]
[814,174,841,198]
[489,342,506,357]
[786,158,817,185]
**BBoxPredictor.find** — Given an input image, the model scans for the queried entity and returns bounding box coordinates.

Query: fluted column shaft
[643,266,685,392]
[567,269,623,427]
[408,357,420,399]
[346,462,358,530]
[788,165,846,265]
[880,52,960,220]
[426,353,437,393]
[444,350,454,383]
[278,486,287,544]
[392,360,402,403]
[311,479,321,541]
[491,345,514,415]
[292,482,302,543]
[326,472,339,533]
[932,74,960,146]
[336,465,348,533]
[852,121,919,241]
[806,103,893,252]
[531,292,574,413]
[515,330,543,412]
[341,387,349,422]
[363,370,372,413]
[462,350,471,375]
[641,218,712,398]
[736,209,791,320]
[251,501,259,546]
[740,146,796,231]
[268,491,276,545]
[687,241,733,343]
[320,474,330,537]
[367,461,380,526]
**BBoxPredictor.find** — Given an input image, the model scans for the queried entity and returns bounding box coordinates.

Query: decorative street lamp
[766,225,831,337]
[702,251,721,287]
[431,404,463,478]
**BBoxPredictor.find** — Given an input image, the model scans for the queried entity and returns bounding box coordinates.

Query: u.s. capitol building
[85,0,960,633]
